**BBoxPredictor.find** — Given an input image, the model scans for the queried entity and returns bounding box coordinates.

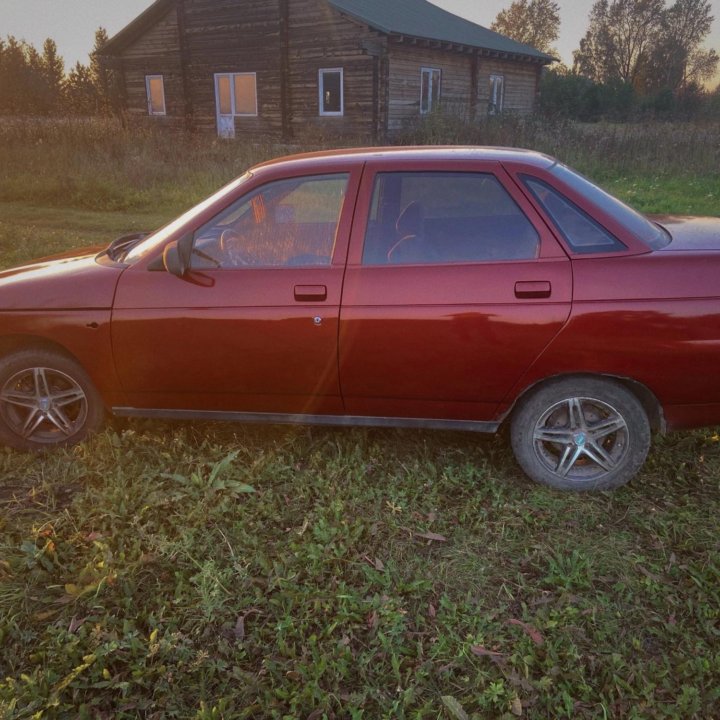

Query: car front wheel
[510,378,651,491]
[0,349,105,451]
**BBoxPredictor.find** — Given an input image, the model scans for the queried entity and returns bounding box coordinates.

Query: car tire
[0,349,105,451]
[510,377,651,492]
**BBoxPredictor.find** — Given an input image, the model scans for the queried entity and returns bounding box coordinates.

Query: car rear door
[338,158,572,424]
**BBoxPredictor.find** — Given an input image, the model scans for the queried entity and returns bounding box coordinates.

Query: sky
[0,0,719,86]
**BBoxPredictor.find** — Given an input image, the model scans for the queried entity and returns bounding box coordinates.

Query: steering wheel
[219,229,254,266]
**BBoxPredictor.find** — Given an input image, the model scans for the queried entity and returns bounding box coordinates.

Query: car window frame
[346,158,568,268]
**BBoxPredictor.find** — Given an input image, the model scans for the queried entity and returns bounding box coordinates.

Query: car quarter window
[523,177,627,254]
[190,174,349,269]
[362,172,540,265]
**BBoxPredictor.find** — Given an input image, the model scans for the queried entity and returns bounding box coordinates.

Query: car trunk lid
[651,215,720,252]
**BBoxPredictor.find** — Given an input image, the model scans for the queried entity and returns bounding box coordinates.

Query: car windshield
[122,172,253,263]
[549,163,671,250]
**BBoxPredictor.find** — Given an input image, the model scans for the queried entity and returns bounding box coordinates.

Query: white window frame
[145,75,166,116]
[420,67,441,115]
[489,74,505,114]
[318,68,344,117]
[214,72,258,117]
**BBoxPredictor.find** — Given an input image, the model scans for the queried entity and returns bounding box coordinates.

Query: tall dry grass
[0,115,718,213]
[397,113,720,179]
[0,118,276,212]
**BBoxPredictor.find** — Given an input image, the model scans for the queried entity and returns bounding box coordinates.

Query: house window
[489,74,504,114]
[146,75,166,115]
[420,67,441,114]
[215,73,258,117]
[319,68,344,116]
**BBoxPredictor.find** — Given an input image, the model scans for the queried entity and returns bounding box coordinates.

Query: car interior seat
[387,201,426,264]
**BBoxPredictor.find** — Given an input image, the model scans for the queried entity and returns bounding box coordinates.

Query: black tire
[0,349,105,451]
[510,377,651,491]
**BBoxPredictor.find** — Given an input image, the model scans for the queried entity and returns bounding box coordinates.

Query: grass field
[0,118,719,719]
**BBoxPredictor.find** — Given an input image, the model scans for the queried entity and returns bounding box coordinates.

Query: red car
[1,147,718,491]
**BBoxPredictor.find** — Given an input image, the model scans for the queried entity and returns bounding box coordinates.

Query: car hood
[0,247,124,310]
[652,215,720,252]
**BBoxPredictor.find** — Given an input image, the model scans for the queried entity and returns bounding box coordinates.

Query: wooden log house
[101,0,553,140]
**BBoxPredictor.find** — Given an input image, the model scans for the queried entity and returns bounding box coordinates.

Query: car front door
[338,160,573,424]
[111,166,361,416]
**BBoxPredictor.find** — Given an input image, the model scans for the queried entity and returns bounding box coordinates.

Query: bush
[539,68,720,122]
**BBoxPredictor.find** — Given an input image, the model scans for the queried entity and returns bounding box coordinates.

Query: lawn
[0,118,719,719]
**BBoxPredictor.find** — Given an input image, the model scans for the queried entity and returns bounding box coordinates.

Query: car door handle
[515,281,552,299]
[294,285,327,302]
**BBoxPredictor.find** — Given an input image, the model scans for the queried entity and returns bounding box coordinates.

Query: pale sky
[1,0,719,86]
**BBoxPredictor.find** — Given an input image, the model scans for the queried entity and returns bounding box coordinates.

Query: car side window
[190,173,349,269]
[523,177,626,254]
[362,172,540,265]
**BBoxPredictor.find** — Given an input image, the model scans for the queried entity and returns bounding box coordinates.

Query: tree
[490,0,561,55]
[90,27,116,115]
[0,35,66,115]
[39,38,65,112]
[647,0,718,92]
[574,0,718,94]
[573,0,665,87]
[0,37,36,114]
[63,61,98,115]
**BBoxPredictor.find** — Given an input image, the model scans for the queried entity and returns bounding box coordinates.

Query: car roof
[251,146,557,174]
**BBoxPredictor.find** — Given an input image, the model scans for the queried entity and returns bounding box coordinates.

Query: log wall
[181,0,282,136]
[387,44,474,131]
[477,57,539,115]
[287,0,385,140]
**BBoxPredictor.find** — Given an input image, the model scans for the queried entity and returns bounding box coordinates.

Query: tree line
[0,29,117,116]
[493,0,719,120]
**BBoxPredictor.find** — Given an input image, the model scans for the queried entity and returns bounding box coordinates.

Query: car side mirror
[163,233,193,277]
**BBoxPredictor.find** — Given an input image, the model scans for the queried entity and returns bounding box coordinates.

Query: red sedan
[1,147,718,491]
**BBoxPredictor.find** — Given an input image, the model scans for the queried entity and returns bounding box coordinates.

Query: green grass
[0,203,170,269]
[0,425,718,719]
[0,118,719,718]
[602,176,720,217]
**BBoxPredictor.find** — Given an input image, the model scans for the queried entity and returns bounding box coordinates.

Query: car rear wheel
[0,349,105,451]
[510,378,651,491]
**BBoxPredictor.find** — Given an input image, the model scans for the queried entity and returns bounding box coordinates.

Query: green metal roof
[102,0,553,62]
[329,0,553,62]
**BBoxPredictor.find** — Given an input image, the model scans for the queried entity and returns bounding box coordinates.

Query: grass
[0,116,719,718]
[0,203,168,269]
[0,426,719,718]
[1,116,719,219]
